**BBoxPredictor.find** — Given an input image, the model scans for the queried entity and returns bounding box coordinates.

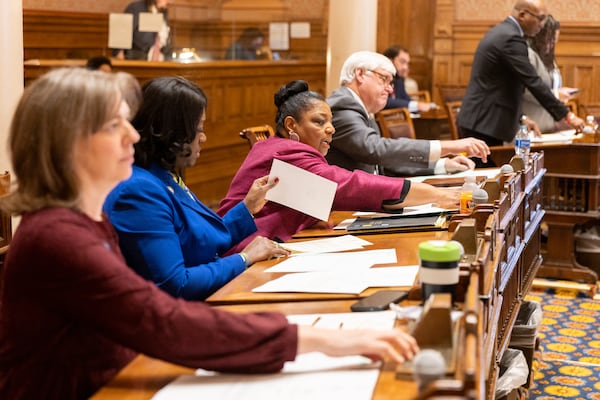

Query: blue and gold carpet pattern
[524,289,600,399]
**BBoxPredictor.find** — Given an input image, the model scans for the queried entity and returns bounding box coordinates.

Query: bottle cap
[472,188,489,204]
[418,240,463,262]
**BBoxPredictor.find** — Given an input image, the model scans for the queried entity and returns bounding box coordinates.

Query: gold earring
[289,131,300,141]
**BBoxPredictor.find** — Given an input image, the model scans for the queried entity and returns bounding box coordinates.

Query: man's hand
[440,138,490,164]
[444,155,475,173]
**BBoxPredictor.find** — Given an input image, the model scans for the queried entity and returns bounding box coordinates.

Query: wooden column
[0,0,23,173]
[326,0,377,95]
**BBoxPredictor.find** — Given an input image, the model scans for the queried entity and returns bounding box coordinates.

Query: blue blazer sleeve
[104,168,256,300]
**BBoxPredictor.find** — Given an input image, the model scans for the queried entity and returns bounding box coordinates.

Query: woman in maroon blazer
[219,80,460,252]
[0,68,419,399]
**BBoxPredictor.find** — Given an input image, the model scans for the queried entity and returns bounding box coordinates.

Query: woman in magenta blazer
[218,80,460,253]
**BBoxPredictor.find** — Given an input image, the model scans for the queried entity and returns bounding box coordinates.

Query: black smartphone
[350,290,409,312]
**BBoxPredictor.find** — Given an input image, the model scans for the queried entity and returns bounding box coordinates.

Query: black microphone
[413,349,446,393]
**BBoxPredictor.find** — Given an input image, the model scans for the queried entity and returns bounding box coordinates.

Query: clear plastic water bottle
[514,124,531,164]
[459,175,478,214]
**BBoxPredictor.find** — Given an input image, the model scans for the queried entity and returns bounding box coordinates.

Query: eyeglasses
[521,8,547,23]
[367,70,394,89]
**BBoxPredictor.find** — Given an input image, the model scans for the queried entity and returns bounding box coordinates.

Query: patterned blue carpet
[524,289,600,399]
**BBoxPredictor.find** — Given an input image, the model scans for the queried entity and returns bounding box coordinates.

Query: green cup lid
[418,240,463,262]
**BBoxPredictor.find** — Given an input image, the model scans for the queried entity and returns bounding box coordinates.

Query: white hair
[339,51,396,85]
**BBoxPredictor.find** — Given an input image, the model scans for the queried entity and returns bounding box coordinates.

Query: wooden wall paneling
[24,60,326,207]
[376,0,435,93]
[23,10,110,59]
[23,10,327,62]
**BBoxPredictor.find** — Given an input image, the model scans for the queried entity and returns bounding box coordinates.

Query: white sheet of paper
[152,366,379,400]
[290,22,311,38]
[364,266,419,287]
[266,159,337,221]
[265,249,397,273]
[286,311,396,330]
[531,130,576,143]
[269,22,289,50]
[253,264,419,294]
[108,13,133,49]
[252,270,369,294]
[152,312,395,400]
[139,12,164,32]
[407,168,501,183]
[281,234,371,253]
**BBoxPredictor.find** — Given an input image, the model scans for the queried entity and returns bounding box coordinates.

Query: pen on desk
[311,316,321,326]
[338,322,344,330]
[458,151,468,156]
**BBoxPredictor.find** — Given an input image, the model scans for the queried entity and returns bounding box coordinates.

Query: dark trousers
[458,126,502,168]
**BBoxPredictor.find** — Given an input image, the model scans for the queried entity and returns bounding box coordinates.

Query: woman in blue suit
[104,76,289,300]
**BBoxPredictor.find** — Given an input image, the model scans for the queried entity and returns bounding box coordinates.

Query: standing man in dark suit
[114,0,172,61]
[458,0,583,162]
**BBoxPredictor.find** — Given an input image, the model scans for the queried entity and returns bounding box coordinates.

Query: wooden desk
[92,163,545,400]
[490,142,600,284]
[206,230,448,305]
[90,300,420,400]
[412,108,451,140]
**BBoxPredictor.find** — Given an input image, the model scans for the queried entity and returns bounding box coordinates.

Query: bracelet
[566,112,576,124]
[239,252,251,268]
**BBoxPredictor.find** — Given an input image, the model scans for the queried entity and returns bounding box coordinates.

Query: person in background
[458,0,583,160]
[381,45,432,113]
[224,27,266,60]
[218,80,461,251]
[522,15,576,133]
[86,55,113,72]
[0,67,419,399]
[113,0,172,61]
[326,51,490,177]
[104,76,289,300]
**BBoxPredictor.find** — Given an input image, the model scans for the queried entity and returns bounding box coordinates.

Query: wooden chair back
[437,84,467,106]
[410,89,431,104]
[445,100,462,140]
[239,125,274,147]
[566,98,579,117]
[375,107,416,140]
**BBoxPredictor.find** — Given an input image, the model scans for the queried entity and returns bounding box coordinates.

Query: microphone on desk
[500,164,515,174]
[413,349,446,393]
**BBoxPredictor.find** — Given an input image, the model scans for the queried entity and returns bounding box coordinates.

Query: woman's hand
[243,175,278,216]
[241,236,290,265]
[297,326,419,364]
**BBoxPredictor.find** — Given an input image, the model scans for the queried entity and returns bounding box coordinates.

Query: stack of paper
[152,312,396,400]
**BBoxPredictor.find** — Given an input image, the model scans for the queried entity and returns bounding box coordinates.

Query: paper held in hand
[266,159,338,221]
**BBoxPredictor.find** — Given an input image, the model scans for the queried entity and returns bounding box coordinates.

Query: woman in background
[522,15,576,133]
[224,27,266,60]
[0,68,419,399]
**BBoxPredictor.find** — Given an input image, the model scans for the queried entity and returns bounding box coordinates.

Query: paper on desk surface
[152,312,396,400]
[266,159,337,221]
[281,234,372,253]
[252,265,419,294]
[531,129,577,143]
[265,248,397,273]
[407,168,501,183]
